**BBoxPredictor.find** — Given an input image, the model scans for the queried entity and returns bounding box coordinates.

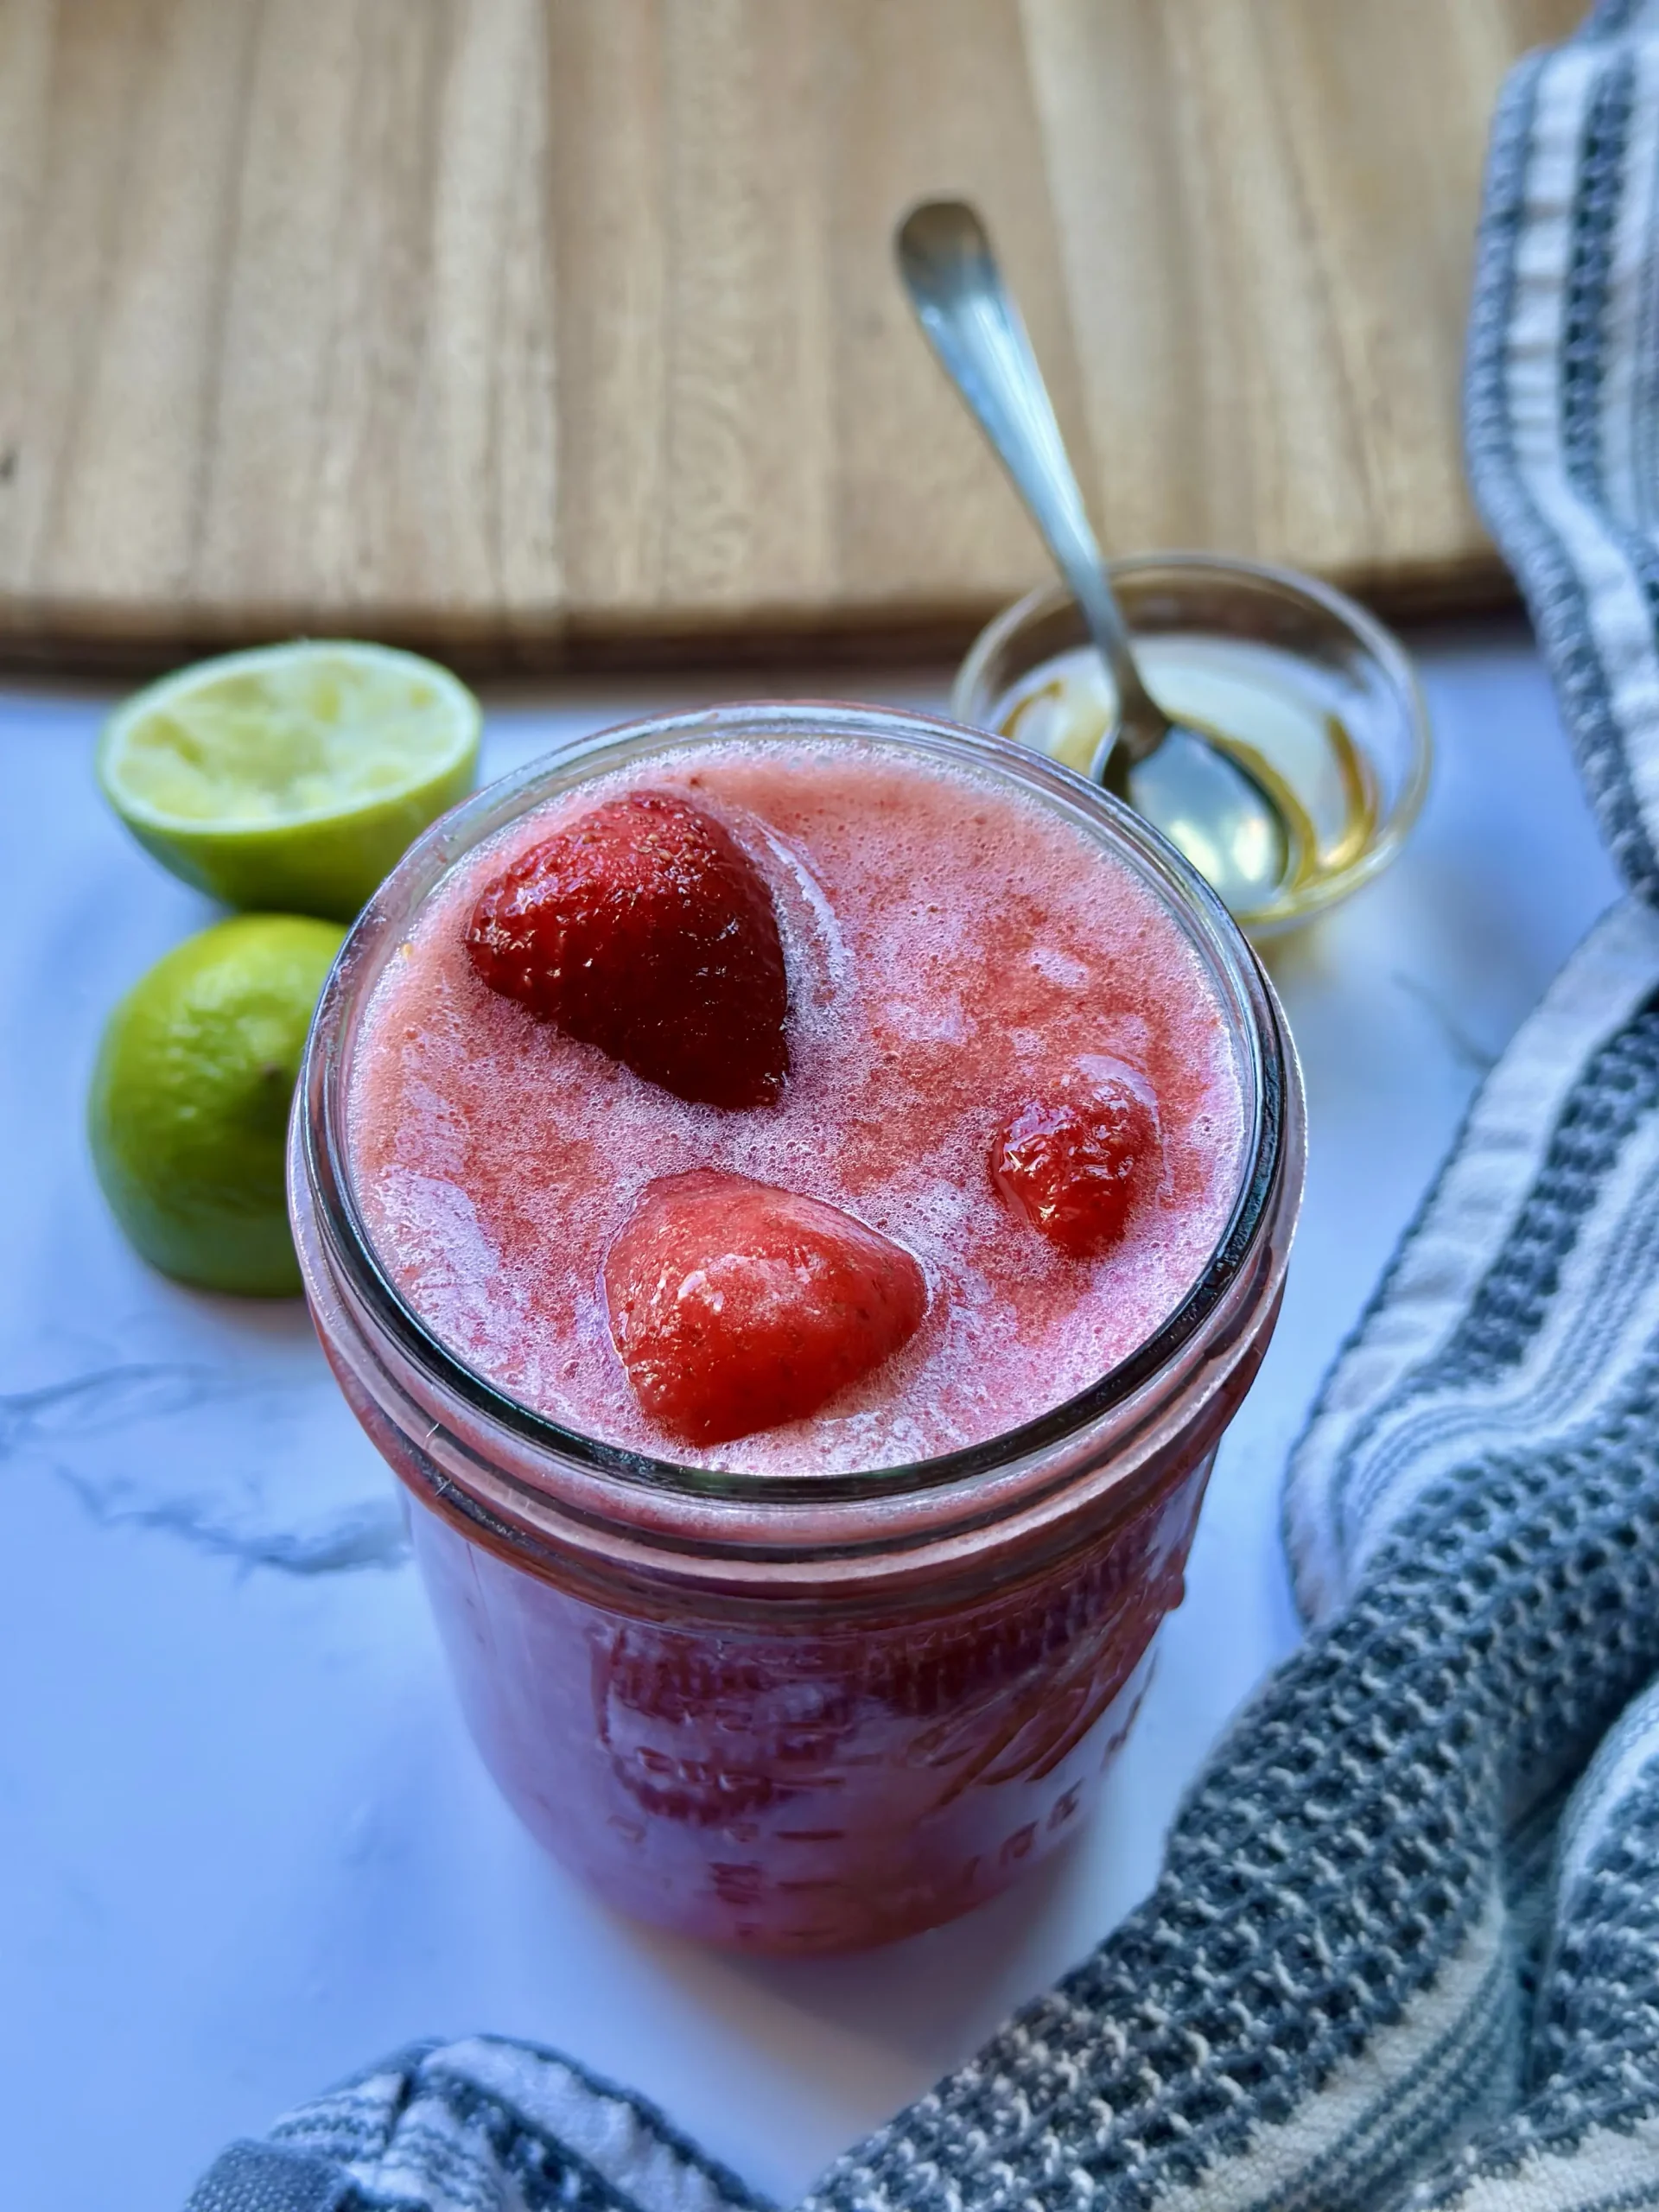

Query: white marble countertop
[0,622,1623,2211]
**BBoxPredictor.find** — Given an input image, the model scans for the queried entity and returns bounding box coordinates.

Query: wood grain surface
[0,0,1580,672]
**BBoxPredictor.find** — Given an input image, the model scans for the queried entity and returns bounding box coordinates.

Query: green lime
[88,915,346,1295]
[97,640,480,920]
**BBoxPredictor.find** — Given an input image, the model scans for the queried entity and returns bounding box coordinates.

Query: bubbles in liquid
[346,740,1247,1473]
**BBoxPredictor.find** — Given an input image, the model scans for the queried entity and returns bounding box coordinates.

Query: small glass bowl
[952,555,1433,935]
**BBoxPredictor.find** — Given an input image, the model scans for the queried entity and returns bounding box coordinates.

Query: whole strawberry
[466,790,789,1109]
[605,1171,928,1446]
[991,1067,1161,1256]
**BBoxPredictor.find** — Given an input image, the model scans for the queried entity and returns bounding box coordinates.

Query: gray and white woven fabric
[184,2037,767,2212]
[186,6,1659,2209]
[1465,0,1659,907]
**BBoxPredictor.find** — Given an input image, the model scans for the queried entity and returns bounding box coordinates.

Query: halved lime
[88,915,346,1295]
[98,640,481,920]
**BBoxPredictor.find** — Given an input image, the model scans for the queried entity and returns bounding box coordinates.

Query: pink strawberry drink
[293,703,1303,1951]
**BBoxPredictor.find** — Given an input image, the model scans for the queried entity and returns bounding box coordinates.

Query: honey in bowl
[993,637,1379,929]
[958,559,1433,937]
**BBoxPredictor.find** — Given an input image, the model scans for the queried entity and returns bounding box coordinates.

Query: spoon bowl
[1103,721,1307,916]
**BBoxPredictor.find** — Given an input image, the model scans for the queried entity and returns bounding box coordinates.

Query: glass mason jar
[289,702,1305,1954]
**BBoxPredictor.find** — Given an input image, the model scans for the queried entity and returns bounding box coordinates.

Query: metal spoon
[894,197,1292,915]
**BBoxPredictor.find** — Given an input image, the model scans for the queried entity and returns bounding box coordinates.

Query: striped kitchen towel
[186,4,1659,2207]
[182,2038,767,2212]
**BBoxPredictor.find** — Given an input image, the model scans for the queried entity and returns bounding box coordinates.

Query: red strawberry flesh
[991,1067,1161,1257]
[604,1170,928,1446]
[465,790,788,1109]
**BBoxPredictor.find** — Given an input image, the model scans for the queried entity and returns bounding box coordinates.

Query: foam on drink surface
[347,741,1248,1474]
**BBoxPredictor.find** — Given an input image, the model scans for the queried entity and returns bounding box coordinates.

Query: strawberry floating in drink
[991,1064,1163,1257]
[466,789,788,1109]
[604,1170,927,1446]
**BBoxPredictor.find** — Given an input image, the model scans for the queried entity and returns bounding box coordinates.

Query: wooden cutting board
[0,0,1579,673]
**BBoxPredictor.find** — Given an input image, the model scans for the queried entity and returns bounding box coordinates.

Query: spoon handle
[894,199,1166,749]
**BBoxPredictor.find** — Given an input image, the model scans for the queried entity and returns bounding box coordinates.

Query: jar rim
[296,698,1294,1516]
